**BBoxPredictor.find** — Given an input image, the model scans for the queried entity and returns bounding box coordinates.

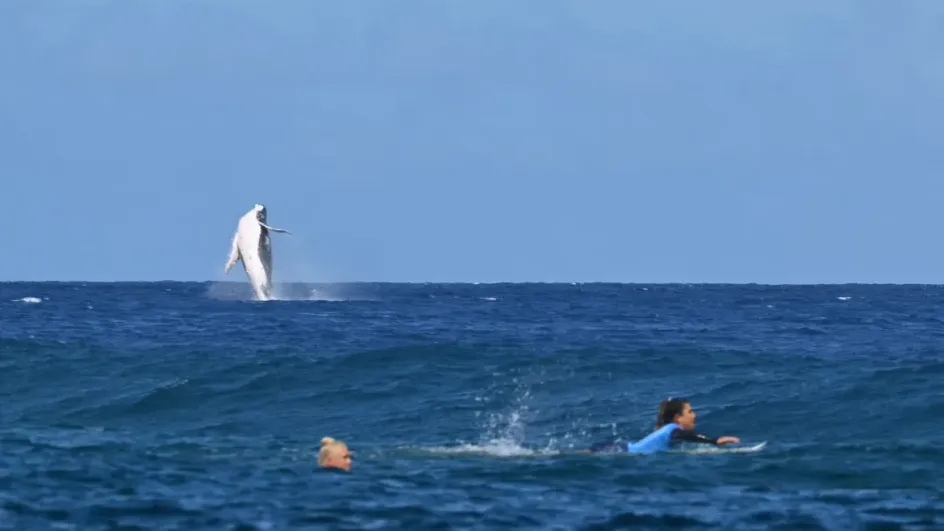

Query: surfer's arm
[224,234,240,273]
[671,429,718,445]
[671,429,739,446]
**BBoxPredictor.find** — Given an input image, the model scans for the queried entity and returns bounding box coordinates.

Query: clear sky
[2,1,942,283]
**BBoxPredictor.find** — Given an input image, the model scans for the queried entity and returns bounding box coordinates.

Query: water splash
[204,282,370,302]
[413,373,561,457]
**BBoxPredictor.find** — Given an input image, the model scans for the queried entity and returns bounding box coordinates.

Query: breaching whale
[224,204,291,301]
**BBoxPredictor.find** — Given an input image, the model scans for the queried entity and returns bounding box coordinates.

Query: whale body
[224,204,291,301]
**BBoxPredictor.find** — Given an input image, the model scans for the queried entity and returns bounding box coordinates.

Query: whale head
[253,203,267,223]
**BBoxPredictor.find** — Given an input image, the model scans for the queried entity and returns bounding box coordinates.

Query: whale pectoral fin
[225,253,240,274]
[259,222,291,234]
[224,234,240,273]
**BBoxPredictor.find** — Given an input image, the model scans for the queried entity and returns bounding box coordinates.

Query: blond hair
[318,436,344,465]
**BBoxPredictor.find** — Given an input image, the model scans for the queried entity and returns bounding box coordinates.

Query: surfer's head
[318,436,352,471]
[656,397,695,431]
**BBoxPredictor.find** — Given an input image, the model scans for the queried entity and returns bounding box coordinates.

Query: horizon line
[1,279,943,287]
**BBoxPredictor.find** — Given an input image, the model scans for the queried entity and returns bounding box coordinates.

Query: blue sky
[2,1,942,283]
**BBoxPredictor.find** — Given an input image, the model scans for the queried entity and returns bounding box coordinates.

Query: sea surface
[1,282,942,530]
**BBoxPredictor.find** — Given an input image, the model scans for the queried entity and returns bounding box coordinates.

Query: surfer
[318,436,353,471]
[587,397,740,454]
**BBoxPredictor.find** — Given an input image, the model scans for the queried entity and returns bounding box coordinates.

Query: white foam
[403,441,768,458]
[13,297,42,304]
[414,442,556,458]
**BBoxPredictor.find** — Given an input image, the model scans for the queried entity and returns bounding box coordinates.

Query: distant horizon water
[3,279,944,286]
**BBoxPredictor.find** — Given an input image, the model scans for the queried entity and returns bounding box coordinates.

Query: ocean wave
[3,282,943,529]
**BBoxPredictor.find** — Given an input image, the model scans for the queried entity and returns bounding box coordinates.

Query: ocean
[1,281,941,530]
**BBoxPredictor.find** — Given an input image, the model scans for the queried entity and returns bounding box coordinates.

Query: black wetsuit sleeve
[670,429,719,445]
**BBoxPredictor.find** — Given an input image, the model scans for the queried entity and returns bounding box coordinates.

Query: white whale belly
[236,222,272,301]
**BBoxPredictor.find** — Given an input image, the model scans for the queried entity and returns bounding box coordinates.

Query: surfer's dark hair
[655,397,690,430]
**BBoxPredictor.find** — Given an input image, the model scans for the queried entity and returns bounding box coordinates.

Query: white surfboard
[673,441,767,454]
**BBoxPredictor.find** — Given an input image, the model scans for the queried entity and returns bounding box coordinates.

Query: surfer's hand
[716,436,740,445]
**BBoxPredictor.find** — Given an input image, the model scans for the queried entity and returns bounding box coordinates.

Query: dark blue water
[2,282,942,530]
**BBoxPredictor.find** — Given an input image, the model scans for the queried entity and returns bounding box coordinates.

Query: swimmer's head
[656,397,696,431]
[318,436,352,472]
